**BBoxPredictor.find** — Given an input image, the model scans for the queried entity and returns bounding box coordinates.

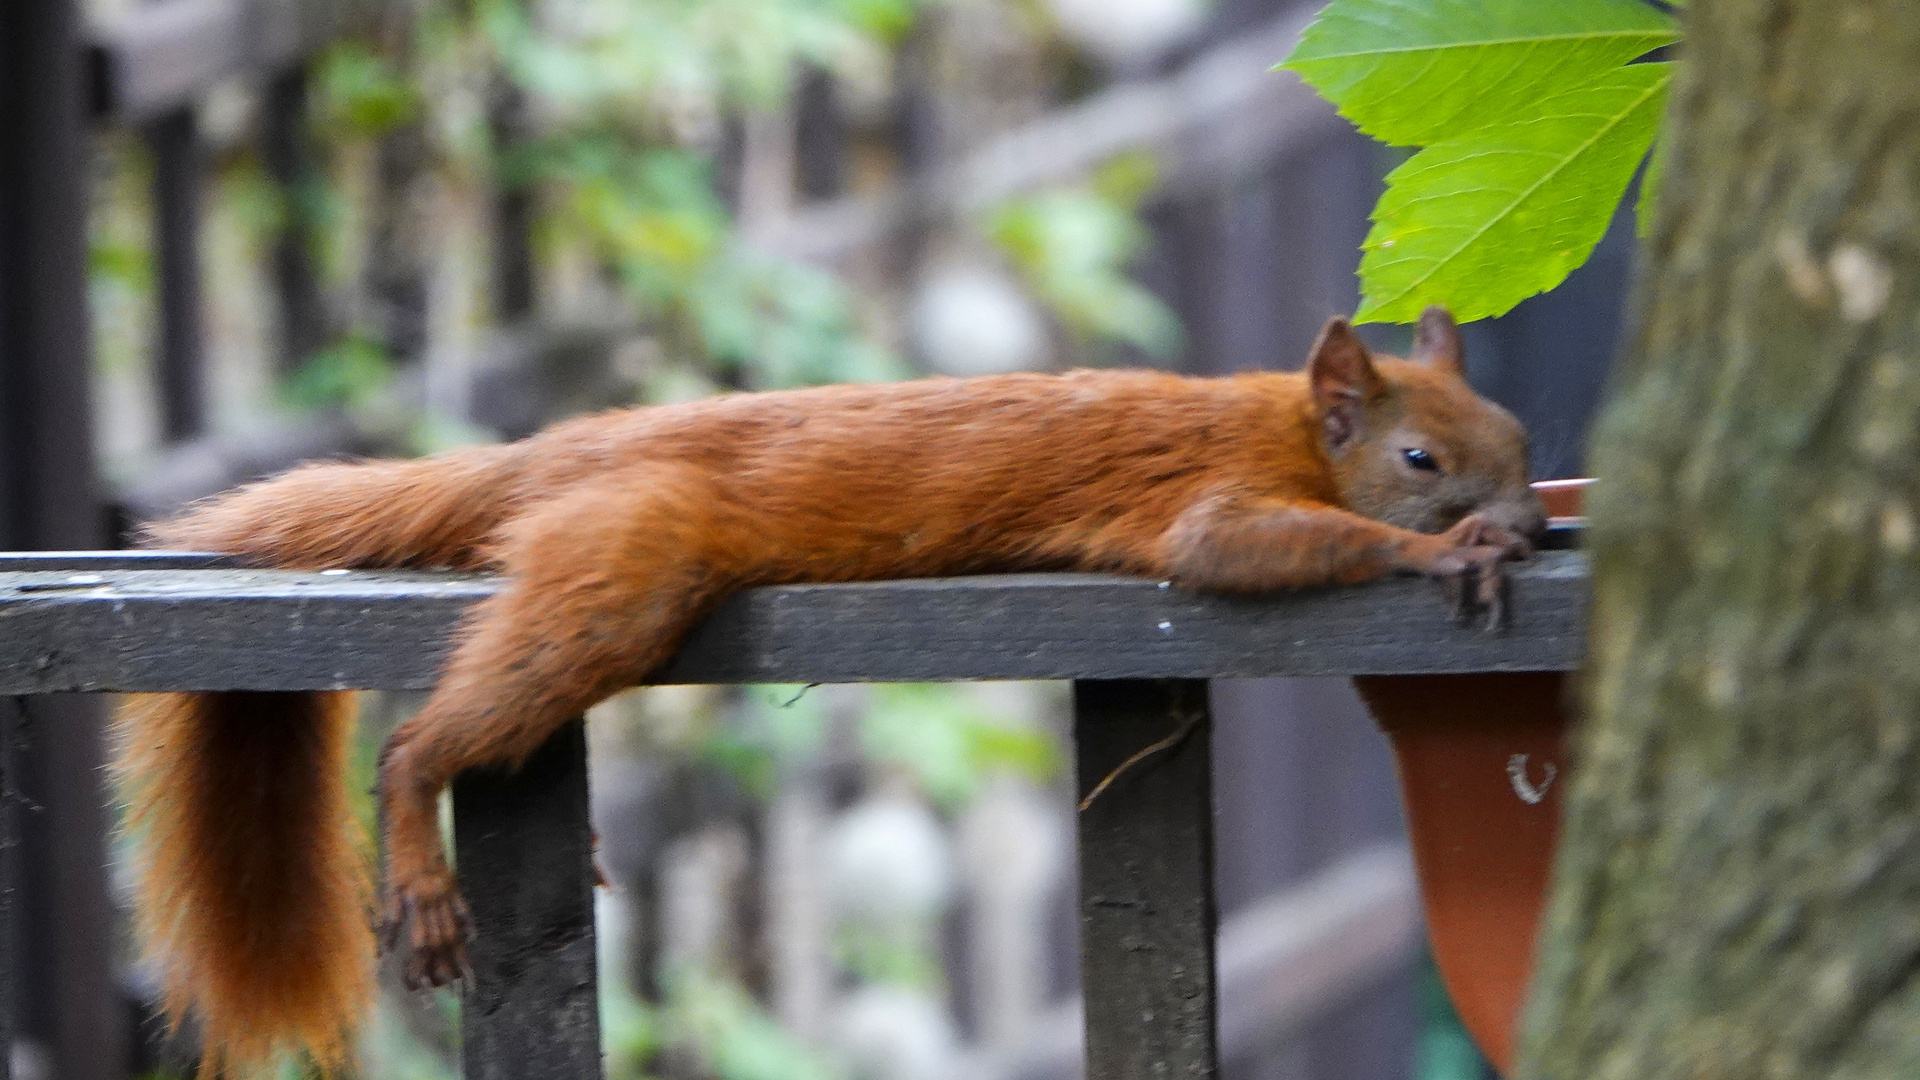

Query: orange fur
[114,691,371,1077]
[118,312,1542,1075]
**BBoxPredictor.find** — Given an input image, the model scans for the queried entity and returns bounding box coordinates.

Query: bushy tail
[115,691,371,1076]
[143,443,527,570]
[117,446,531,1073]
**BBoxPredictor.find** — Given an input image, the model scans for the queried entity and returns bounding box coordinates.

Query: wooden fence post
[146,107,207,441]
[1,698,18,1080]
[0,1,122,1075]
[488,75,535,323]
[260,66,327,375]
[453,718,603,1080]
[1073,679,1219,1080]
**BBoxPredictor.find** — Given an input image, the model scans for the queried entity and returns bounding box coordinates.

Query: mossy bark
[1518,1,1920,1077]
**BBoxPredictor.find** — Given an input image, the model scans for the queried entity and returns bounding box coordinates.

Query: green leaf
[1282,0,1676,147]
[1355,62,1669,323]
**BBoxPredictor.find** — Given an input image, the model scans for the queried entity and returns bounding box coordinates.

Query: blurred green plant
[859,683,1059,808]
[538,139,903,389]
[282,333,396,410]
[706,683,1060,807]
[316,41,425,139]
[89,136,155,386]
[834,922,946,989]
[699,684,833,797]
[655,967,844,1080]
[989,153,1183,359]
[474,0,920,392]
[481,0,911,115]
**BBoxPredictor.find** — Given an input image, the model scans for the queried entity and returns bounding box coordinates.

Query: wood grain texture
[1074,679,1218,1080]
[1,700,17,1080]
[0,553,1586,693]
[452,720,602,1080]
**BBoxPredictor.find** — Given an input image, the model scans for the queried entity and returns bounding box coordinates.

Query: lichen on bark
[1518,1,1920,1077]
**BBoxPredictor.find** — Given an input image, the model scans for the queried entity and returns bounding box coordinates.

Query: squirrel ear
[1307,317,1382,454]
[1411,305,1465,378]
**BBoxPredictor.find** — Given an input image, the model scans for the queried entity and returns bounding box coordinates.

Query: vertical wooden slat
[793,68,844,201]
[1073,679,1219,1080]
[453,719,603,1080]
[1,699,18,1080]
[488,74,535,323]
[260,66,326,375]
[146,107,206,441]
[0,1,122,1075]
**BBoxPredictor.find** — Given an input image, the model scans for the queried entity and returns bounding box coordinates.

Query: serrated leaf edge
[1356,65,1670,322]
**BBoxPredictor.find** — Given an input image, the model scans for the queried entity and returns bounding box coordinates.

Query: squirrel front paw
[1418,513,1534,630]
[381,875,476,990]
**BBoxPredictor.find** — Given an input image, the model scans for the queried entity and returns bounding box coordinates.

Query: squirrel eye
[1401,447,1441,473]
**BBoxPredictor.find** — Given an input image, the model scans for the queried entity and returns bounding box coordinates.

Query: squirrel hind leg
[377,474,731,988]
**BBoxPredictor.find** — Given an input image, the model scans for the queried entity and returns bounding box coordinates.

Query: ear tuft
[1307,317,1382,454]
[1412,305,1466,377]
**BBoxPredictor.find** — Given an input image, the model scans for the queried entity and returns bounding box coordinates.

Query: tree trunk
[1519,1,1920,1076]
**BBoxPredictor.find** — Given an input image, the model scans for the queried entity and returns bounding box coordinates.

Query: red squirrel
[115,307,1543,1075]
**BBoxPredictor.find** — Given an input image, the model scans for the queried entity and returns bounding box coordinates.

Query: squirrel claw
[1428,546,1516,632]
[1442,568,1473,625]
[1481,566,1510,632]
[384,881,476,992]
[1423,510,1531,632]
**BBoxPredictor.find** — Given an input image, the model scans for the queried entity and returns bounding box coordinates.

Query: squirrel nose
[1481,497,1549,543]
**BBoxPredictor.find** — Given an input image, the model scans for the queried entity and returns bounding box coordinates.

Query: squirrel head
[1307,307,1546,540]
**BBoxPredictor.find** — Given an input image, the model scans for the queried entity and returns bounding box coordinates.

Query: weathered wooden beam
[0,553,1587,693]
[1,699,17,1080]
[260,65,331,375]
[90,0,341,123]
[2,0,125,1073]
[453,719,603,1080]
[1073,679,1218,1080]
[763,6,1343,266]
[146,106,208,442]
[0,552,232,572]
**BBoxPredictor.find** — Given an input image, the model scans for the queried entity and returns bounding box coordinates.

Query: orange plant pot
[1352,478,1588,1074]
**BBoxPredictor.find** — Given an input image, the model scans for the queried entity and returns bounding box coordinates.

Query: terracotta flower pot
[1352,478,1589,1074]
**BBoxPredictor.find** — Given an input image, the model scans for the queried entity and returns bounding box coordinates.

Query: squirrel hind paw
[383,885,476,991]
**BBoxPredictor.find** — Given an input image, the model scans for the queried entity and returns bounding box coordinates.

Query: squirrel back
[148,356,1534,580]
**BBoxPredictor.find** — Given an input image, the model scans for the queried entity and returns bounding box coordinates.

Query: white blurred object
[959,776,1069,1051]
[911,264,1048,377]
[658,825,750,970]
[1045,0,1208,68]
[766,776,833,1039]
[10,1040,49,1080]
[833,984,965,1080]
[826,787,957,925]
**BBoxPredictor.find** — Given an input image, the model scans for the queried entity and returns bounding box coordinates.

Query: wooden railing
[0,545,1585,1078]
